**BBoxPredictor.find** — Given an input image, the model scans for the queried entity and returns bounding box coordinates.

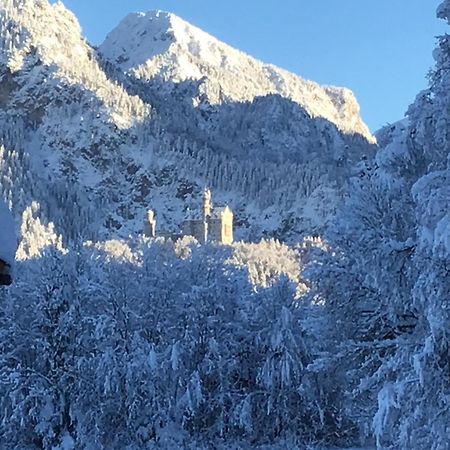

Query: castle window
[224,224,232,238]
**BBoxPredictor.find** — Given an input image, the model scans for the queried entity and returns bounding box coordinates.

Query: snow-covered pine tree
[0,246,85,449]
[305,2,450,448]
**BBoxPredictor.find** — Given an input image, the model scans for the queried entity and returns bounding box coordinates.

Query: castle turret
[144,209,157,238]
[203,187,212,219]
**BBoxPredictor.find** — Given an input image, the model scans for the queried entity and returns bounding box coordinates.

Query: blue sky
[57,0,446,131]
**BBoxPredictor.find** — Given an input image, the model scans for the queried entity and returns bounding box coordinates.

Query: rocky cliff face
[99,11,374,141]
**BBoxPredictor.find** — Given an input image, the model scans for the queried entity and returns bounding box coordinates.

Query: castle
[144,188,233,245]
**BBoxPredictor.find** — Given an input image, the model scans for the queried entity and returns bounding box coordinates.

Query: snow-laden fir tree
[305,2,450,448]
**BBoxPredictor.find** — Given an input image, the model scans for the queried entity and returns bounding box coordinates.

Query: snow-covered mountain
[100,10,373,141]
[0,0,376,242]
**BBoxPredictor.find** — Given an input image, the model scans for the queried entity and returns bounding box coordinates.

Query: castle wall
[208,218,222,243]
[182,219,207,243]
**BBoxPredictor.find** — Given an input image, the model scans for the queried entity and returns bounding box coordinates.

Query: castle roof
[210,205,232,219]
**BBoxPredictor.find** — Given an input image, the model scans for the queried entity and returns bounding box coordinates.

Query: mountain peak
[0,0,376,242]
[0,0,82,70]
[0,0,148,129]
[100,10,230,74]
[98,10,176,70]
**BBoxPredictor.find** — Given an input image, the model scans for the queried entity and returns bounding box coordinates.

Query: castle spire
[144,209,156,238]
[203,187,212,219]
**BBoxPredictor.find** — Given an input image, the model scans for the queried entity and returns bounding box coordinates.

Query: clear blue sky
[56,0,446,132]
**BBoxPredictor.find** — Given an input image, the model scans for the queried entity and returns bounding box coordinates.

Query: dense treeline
[0,237,338,450]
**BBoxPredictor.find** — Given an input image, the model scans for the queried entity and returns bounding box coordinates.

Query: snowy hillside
[0,0,375,242]
[0,0,148,128]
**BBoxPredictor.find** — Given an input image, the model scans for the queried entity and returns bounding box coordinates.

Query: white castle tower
[144,209,157,238]
[203,187,212,219]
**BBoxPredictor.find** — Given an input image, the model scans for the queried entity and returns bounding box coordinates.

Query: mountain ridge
[99,10,374,142]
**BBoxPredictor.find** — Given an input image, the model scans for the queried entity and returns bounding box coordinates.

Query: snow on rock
[16,202,65,261]
[99,11,179,72]
[0,199,17,266]
[100,10,374,142]
[0,0,149,129]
